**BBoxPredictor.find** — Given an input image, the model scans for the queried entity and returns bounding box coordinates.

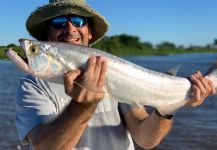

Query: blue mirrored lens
[51,16,87,29]
[51,16,68,28]
[70,16,86,27]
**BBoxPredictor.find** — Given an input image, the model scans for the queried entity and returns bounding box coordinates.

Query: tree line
[93,34,217,55]
[1,34,217,59]
[0,44,26,59]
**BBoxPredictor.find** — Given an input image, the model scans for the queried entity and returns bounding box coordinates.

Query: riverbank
[1,45,217,60]
[1,34,217,59]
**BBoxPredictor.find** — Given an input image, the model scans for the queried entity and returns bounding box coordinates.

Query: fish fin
[165,64,182,76]
[73,80,107,93]
[156,107,176,116]
[205,61,217,92]
[205,61,217,75]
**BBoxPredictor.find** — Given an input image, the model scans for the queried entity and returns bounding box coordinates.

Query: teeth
[63,38,80,44]
[66,39,78,41]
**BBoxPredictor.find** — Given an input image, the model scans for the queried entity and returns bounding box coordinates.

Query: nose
[65,21,77,32]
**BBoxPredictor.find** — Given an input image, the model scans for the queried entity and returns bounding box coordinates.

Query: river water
[1,53,217,150]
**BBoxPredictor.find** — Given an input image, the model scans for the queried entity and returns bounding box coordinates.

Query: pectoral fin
[156,100,187,115]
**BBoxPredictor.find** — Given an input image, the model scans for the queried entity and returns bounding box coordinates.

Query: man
[16,0,216,149]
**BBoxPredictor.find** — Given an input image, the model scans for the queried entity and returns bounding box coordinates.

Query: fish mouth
[18,38,35,64]
[5,39,33,74]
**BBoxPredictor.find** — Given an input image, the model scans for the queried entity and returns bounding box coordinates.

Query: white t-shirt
[16,75,136,150]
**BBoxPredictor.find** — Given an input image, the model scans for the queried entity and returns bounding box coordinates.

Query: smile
[62,38,80,43]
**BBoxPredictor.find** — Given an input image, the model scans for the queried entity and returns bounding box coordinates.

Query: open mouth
[18,50,28,64]
[5,48,31,74]
[63,38,79,43]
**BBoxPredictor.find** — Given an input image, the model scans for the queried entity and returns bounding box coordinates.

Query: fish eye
[32,48,35,53]
[30,45,37,54]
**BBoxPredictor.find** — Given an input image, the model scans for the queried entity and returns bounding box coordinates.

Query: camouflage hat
[26,0,109,44]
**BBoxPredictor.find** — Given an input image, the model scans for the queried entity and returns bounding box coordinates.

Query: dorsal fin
[205,61,217,76]
[165,64,182,76]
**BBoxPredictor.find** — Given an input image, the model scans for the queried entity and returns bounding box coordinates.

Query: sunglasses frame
[50,15,87,29]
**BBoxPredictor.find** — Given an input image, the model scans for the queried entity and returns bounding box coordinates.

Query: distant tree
[206,44,211,49]
[177,45,184,49]
[118,34,140,47]
[156,41,176,50]
[142,42,153,49]
[214,39,217,45]
[0,47,7,59]
[5,43,26,59]
[7,43,17,48]
[93,34,142,51]
[93,36,118,53]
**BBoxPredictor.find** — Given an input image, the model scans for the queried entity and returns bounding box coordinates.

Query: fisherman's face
[48,15,92,46]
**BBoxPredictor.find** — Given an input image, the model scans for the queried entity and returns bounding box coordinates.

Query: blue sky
[1,0,217,47]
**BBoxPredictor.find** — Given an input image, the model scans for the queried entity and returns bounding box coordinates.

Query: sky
[1,0,217,47]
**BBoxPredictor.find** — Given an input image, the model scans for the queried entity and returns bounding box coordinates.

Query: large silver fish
[6,39,217,115]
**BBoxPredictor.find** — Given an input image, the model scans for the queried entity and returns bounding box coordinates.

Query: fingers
[93,56,104,82]
[188,70,216,107]
[86,56,96,78]
[98,57,108,86]
[64,55,108,103]
[207,79,216,95]
[190,85,202,107]
[86,56,108,84]
[191,73,209,98]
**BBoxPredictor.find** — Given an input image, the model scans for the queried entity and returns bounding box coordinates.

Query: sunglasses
[50,16,87,29]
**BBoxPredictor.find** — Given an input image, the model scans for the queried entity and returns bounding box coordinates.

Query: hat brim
[26,1,109,44]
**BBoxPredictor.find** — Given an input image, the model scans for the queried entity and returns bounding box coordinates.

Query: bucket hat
[26,0,109,44]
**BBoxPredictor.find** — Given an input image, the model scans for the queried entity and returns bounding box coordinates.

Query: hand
[64,56,108,104]
[186,71,216,107]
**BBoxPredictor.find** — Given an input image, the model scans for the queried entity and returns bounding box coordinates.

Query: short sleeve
[16,77,57,144]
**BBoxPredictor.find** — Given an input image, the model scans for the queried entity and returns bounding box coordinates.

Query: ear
[88,32,92,40]
[88,25,92,40]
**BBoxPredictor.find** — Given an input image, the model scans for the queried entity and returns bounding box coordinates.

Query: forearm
[31,100,98,150]
[128,111,173,149]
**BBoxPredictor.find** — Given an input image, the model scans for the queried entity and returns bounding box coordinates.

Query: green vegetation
[1,34,217,60]
[0,46,7,59]
[0,43,25,59]
[92,34,217,56]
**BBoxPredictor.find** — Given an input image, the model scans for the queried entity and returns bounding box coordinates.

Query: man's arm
[124,107,173,149]
[125,71,216,149]
[28,100,98,150]
[28,56,108,150]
